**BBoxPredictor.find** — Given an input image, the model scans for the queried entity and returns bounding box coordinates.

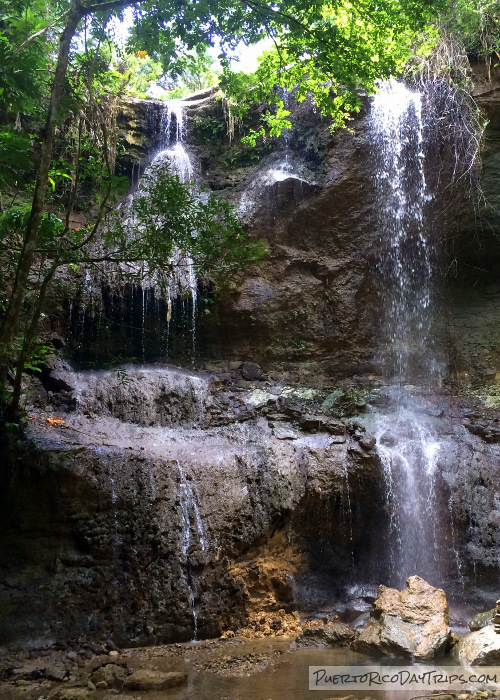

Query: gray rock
[51,333,66,349]
[329,434,347,443]
[70,366,209,427]
[351,611,371,630]
[90,663,127,690]
[48,689,91,700]
[324,419,347,436]
[45,662,67,682]
[299,414,328,432]
[359,432,376,450]
[352,576,451,660]
[125,669,187,690]
[273,426,297,440]
[42,357,75,392]
[241,362,264,381]
[299,415,347,436]
[456,625,500,665]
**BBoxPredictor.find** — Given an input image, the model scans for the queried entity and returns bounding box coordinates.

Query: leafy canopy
[128,0,447,139]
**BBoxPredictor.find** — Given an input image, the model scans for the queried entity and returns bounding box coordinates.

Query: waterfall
[124,99,198,363]
[68,98,200,365]
[155,101,197,358]
[176,459,207,556]
[374,402,444,586]
[370,79,438,384]
[370,80,459,590]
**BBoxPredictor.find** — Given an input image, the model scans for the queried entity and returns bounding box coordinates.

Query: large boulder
[455,625,500,666]
[90,663,127,690]
[352,576,451,660]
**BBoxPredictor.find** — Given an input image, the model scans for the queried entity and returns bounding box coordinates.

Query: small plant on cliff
[192,114,227,144]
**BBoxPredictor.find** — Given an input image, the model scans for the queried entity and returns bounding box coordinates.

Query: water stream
[155,101,197,359]
[123,100,198,363]
[370,80,457,590]
[175,459,207,641]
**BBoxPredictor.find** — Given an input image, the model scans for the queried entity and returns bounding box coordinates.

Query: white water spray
[370,80,459,589]
[370,79,437,383]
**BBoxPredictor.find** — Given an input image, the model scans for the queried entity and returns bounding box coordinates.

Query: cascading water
[371,80,440,384]
[175,459,207,641]
[370,80,458,590]
[268,87,294,181]
[67,99,199,364]
[156,101,198,359]
[121,100,198,363]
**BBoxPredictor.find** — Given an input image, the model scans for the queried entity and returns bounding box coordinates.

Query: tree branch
[245,0,334,52]
[80,0,147,17]
[13,9,71,55]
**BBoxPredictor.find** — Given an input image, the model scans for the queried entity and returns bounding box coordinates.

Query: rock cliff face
[0,363,386,648]
[194,100,382,378]
[69,92,385,379]
[447,68,500,387]
[2,359,500,649]
[90,84,500,386]
[2,81,500,651]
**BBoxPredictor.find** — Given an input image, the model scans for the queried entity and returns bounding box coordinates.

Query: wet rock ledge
[0,361,384,650]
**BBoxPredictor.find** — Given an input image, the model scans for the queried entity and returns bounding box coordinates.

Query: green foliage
[0,163,266,294]
[443,0,500,58]
[220,146,264,168]
[0,130,33,184]
[113,161,267,285]
[0,0,57,115]
[0,206,63,249]
[192,114,226,143]
[18,339,52,372]
[218,0,447,140]
[124,0,447,139]
[0,0,469,420]
[118,52,165,98]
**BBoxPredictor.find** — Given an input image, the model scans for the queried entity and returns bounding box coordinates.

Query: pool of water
[121,640,449,700]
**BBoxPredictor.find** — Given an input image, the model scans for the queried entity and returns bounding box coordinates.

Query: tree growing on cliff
[0,159,266,413]
[0,0,448,411]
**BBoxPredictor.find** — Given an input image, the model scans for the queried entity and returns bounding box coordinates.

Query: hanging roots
[222,96,241,143]
[405,31,484,207]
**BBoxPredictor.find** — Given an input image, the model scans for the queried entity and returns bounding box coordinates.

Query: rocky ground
[1,627,499,700]
[2,577,500,699]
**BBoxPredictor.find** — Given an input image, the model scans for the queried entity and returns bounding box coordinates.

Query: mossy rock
[321,388,368,417]
[469,609,495,631]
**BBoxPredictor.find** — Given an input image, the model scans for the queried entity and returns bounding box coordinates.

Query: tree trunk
[0,2,84,383]
[8,262,59,418]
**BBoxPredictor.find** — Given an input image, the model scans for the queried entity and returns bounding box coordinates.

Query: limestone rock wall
[0,365,386,649]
